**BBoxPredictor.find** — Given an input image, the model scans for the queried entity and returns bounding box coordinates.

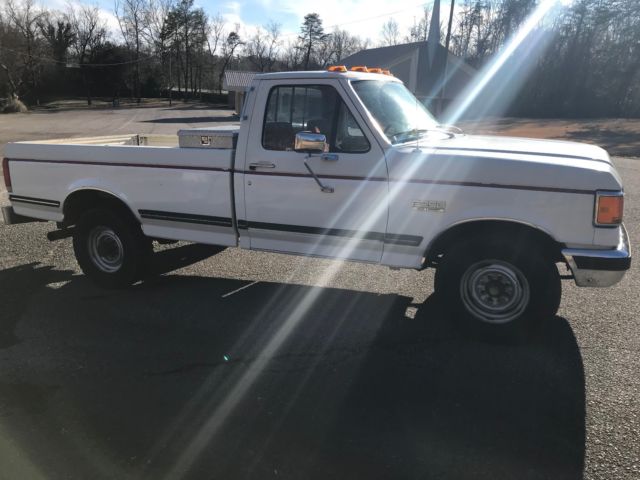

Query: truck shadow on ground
[0,245,585,480]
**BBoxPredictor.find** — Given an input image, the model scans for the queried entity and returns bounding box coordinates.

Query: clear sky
[43,0,448,45]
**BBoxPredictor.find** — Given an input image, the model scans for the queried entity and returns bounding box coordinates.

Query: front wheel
[73,208,151,288]
[434,236,561,338]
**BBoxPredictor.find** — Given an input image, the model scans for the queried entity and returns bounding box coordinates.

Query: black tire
[434,234,561,339]
[73,208,151,288]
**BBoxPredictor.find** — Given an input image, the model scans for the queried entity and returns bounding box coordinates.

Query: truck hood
[429,134,612,165]
[389,134,622,192]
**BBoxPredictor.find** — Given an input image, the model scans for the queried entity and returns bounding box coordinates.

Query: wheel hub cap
[87,226,124,273]
[460,261,530,324]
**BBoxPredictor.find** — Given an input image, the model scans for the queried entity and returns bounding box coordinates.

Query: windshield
[351,80,439,144]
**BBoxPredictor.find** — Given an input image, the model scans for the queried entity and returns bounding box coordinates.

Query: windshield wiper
[391,129,430,143]
[436,124,465,135]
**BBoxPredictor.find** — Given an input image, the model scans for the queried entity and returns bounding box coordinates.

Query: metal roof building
[223,70,259,114]
[223,71,259,92]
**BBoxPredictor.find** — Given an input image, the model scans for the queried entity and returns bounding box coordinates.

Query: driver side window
[262,85,370,153]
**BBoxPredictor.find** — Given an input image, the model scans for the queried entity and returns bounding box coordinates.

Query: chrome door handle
[321,153,339,161]
[249,162,276,170]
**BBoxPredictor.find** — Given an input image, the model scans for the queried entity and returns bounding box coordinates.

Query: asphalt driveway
[0,105,638,479]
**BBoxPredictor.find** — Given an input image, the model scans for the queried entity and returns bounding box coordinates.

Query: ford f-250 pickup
[1,68,631,334]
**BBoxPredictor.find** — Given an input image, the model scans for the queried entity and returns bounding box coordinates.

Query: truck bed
[19,134,179,147]
[5,128,240,248]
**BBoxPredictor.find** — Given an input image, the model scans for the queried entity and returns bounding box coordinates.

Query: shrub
[2,96,28,113]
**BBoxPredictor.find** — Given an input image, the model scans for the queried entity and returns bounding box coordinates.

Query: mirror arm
[303,156,334,193]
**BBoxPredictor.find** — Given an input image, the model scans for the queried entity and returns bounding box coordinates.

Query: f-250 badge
[412,200,446,212]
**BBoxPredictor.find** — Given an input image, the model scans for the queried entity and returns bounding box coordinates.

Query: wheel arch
[62,188,139,227]
[425,219,565,267]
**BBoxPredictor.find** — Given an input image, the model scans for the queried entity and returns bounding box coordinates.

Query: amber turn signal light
[595,193,624,226]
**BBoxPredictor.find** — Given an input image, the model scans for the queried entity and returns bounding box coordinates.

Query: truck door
[240,80,388,263]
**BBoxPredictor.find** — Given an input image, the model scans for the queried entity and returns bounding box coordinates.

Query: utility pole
[169,46,173,106]
[445,0,455,52]
[440,0,456,117]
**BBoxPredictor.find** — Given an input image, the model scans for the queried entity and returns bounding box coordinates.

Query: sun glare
[444,0,563,125]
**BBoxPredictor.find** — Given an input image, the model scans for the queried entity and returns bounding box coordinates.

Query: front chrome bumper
[562,225,632,287]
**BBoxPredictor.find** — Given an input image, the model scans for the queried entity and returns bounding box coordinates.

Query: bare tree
[143,0,171,46]
[0,14,22,102]
[218,27,242,92]
[450,0,497,64]
[406,7,431,43]
[65,2,107,105]
[264,21,281,71]
[282,38,303,70]
[5,0,46,102]
[164,0,208,98]
[194,14,210,96]
[39,16,75,65]
[142,0,172,98]
[246,21,281,72]
[329,27,366,61]
[115,0,147,102]
[315,33,335,68]
[381,17,400,46]
[207,13,224,57]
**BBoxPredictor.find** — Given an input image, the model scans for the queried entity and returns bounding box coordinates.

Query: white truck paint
[2,70,631,330]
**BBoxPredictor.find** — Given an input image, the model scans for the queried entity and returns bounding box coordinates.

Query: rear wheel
[434,235,561,338]
[73,208,151,288]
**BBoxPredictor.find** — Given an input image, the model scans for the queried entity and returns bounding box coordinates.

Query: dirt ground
[459,117,640,157]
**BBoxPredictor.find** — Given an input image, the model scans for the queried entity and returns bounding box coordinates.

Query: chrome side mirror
[294,132,327,153]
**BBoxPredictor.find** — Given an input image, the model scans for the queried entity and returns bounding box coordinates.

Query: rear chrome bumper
[562,225,631,287]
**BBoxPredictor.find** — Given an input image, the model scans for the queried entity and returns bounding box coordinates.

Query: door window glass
[262,85,369,153]
[335,101,370,153]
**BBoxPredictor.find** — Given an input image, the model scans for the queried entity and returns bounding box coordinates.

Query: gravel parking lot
[0,106,638,479]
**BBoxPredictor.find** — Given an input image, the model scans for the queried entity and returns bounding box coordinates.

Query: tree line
[1,0,639,117]
[0,0,366,107]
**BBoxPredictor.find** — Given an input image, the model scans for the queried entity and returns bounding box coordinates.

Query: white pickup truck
[2,69,631,333]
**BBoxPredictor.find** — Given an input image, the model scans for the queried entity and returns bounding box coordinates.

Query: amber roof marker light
[327,65,392,75]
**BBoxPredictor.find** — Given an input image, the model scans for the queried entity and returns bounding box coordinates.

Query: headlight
[594,191,624,226]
